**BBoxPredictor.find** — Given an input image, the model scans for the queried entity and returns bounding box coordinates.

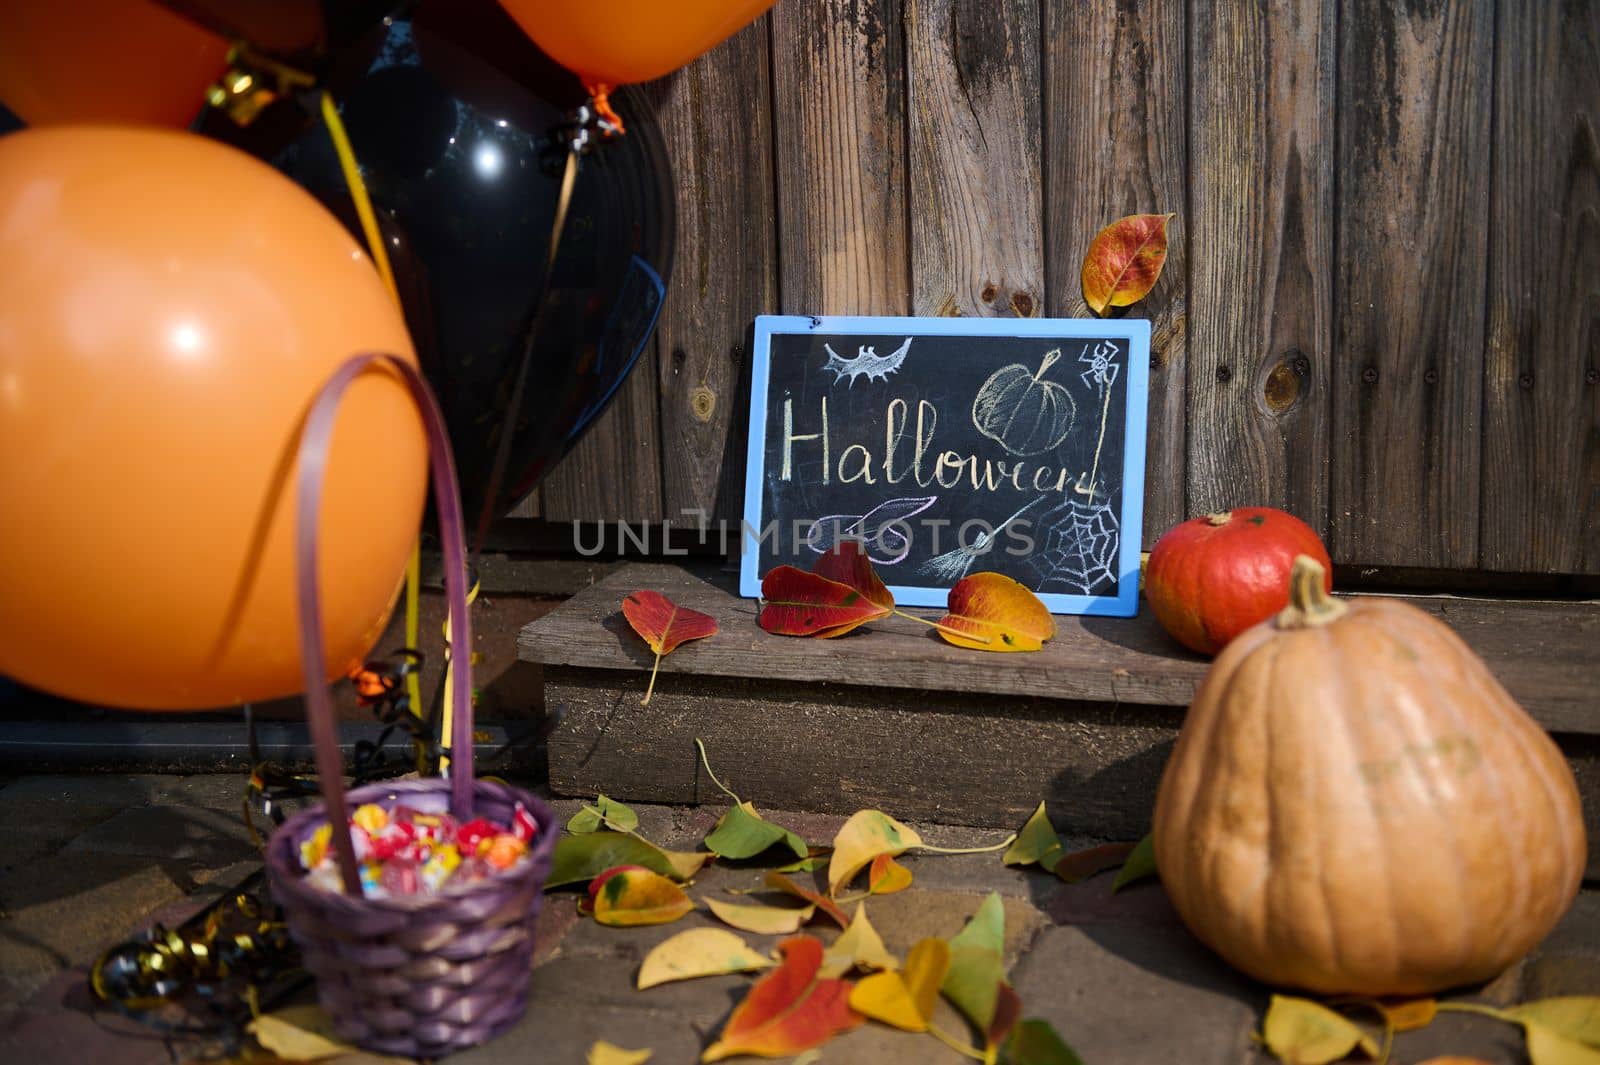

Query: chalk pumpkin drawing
[971,348,1077,456]
[823,338,912,386]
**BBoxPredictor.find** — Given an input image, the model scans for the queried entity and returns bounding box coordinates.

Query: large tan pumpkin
[1152,556,1586,995]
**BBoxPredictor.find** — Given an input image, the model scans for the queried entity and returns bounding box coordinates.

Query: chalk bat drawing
[1030,499,1120,595]
[1074,341,1123,502]
[971,348,1077,456]
[823,338,913,386]
[804,495,938,565]
[918,497,1045,584]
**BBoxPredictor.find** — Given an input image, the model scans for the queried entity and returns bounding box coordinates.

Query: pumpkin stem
[1034,348,1062,380]
[1275,554,1346,629]
[1205,511,1232,526]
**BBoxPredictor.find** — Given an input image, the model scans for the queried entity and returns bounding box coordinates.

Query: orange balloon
[0,0,229,128]
[0,127,427,710]
[496,0,774,87]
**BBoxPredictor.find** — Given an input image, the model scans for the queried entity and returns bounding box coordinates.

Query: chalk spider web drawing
[1030,499,1120,595]
[823,338,913,386]
[919,497,1045,584]
[804,495,937,565]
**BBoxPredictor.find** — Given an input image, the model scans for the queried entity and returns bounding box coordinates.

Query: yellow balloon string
[318,92,426,769]
[437,577,481,775]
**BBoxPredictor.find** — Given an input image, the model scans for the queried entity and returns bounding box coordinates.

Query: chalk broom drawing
[823,338,913,386]
[918,497,1045,584]
[1074,341,1122,502]
[1030,498,1121,595]
[971,348,1077,456]
[804,495,938,565]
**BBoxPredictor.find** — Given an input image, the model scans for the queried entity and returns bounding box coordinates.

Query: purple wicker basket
[264,353,555,1058]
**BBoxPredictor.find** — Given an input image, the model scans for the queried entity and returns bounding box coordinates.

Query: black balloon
[268,0,674,519]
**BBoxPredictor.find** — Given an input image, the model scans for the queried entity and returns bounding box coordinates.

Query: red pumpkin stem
[1275,555,1346,629]
[1205,511,1231,526]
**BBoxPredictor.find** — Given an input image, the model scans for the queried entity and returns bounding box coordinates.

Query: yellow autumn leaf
[1381,997,1438,1033]
[820,902,900,978]
[869,853,913,894]
[1260,995,1379,1065]
[637,928,776,989]
[828,810,923,895]
[1526,1022,1600,1065]
[848,938,951,1032]
[588,1041,653,1065]
[248,1006,354,1061]
[706,897,815,935]
[936,572,1056,653]
[1510,998,1600,1047]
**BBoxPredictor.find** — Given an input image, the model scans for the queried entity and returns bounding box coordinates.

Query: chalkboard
[740,315,1151,616]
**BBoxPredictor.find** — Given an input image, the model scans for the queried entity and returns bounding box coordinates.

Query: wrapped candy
[298,803,531,898]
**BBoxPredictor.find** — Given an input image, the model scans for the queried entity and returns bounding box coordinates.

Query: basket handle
[295,353,475,895]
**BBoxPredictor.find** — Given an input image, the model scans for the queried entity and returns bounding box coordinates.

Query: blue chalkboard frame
[740,314,1152,617]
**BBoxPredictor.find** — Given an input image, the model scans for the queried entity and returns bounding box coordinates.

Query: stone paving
[1,774,1596,1064]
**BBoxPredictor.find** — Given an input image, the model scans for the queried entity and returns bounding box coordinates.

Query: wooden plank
[904,0,1043,318]
[545,666,1183,841]
[1041,0,1188,546]
[1187,0,1334,530]
[771,0,910,313]
[1480,0,1600,574]
[544,665,1600,878]
[538,342,665,522]
[652,18,778,525]
[1330,0,1491,568]
[519,563,1600,734]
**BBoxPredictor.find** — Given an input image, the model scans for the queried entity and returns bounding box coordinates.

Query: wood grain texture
[1187,0,1334,530]
[519,563,1600,734]
[1480,0,1600,574]
[771,0,910,313]
[1331,0,1491,568]
[546,667,1182,840]
[1042,0,1188,546]
[651,19,778,524]
[904,0,1043,319]
[537,350,665,522]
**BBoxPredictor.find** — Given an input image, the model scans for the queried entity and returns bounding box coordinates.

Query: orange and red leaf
[936,573,1056,652]
[758,566,890,638]
[1053,842,1138,884]
[622,590,718,655]
[810,540,894,612]
[1080,213,1175,315]
[701,936,864,1062]
[765,871,851,930]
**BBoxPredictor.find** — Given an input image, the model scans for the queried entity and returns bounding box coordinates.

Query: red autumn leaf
[1052,842,1138,884]
[937,573,1056,652]
[988,981,1023,1049]
[622,590,718,705]
[810,539,894,612]
[701,936,864,1063]
[765,871,851,930]
[1080,213,1175,315]
[758,566,890,639]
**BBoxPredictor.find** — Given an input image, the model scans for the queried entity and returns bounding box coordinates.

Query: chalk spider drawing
[1078,340,1122,391]
[1030,499,1120,595]
[823,338,912,386]
[804,496,937,565]
[919,497,1044,584]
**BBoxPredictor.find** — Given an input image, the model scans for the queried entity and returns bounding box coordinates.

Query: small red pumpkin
[1145,507,1331,655]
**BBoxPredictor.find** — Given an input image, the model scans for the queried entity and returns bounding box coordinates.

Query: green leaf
[1510,999,1600,1048]
[1002,1018,1085,1065]
[548,831,710,889]
[1260,995,1379,1065]
[568,794,640,835]
[1526,1021,1600,1065]
[941,892,1012,1045]
[1111,834,1157,892]
[705,802,809,861]
[1003,803,1064,869]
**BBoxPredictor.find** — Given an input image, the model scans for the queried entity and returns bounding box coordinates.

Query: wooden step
[520,563,1600,871]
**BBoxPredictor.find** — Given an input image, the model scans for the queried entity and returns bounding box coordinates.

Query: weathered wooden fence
[524,0,1598,578]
